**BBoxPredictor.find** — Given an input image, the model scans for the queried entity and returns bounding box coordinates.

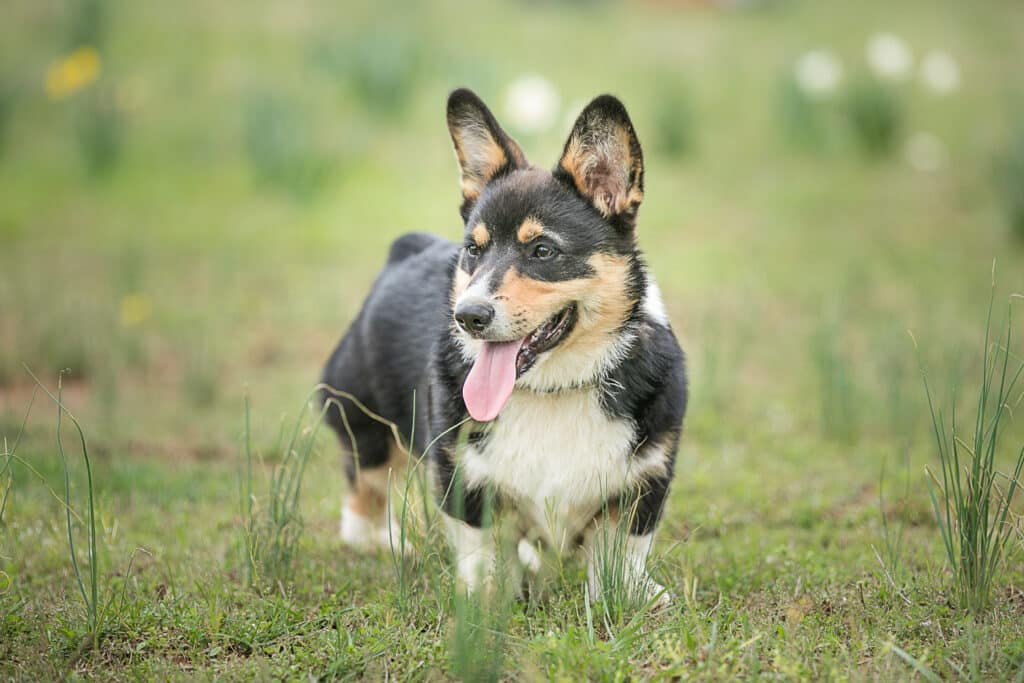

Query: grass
[51,371,101,652]
[2,0,1024,678]
[449,575,512,682]
[8,370,149,670]
[996,119,1024,242]
[843,77,904,158]
[920,283,1024,614]
[240,392,325,587]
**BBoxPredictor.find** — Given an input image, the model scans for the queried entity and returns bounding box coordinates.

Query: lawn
[2,0,1024,679]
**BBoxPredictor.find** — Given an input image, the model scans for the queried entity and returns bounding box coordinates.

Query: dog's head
[446,88,647,421]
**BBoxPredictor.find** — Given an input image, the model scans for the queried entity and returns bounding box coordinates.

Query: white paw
[377,520,414,556]
[446,517,497,592]
[587,572,672,610]
[642,578,672,609]
[340,506,411,554]
[517,538,542,575]
[340,506,377,549]
[456,549,499,592]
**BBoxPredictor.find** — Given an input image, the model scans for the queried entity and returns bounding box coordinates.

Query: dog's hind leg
[322,389,407,552]
[341,445,406,552]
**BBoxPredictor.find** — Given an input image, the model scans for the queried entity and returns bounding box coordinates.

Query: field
[3,0,1024,679]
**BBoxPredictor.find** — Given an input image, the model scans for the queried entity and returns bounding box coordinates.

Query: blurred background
[1,0,1023,462]
[5,4,1024,675]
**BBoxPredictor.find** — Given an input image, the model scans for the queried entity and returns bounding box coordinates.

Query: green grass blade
[886,642,942,683]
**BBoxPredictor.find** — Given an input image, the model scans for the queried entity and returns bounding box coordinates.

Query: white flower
[503,75,560,134]
[904,131,946,172]
[920,50,961,94]
[795,49,843,97]
[867,33,913,81]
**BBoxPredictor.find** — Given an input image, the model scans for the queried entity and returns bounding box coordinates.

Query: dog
[320,88,687,603]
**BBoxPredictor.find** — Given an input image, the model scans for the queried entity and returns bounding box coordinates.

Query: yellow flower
[119,294,152,327]
[45,46,102,100]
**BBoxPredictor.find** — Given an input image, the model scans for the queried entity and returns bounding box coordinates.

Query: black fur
[320,233,457,481]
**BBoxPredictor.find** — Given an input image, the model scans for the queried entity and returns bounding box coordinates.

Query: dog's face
[445,89,647,419]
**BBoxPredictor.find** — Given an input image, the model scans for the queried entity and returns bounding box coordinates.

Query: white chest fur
[459,388,654,550]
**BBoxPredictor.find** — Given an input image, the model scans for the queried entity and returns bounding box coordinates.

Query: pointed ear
[447,88,528,221]
[554,95,644,226]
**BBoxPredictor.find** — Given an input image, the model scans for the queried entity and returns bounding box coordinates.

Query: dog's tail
[386,232,440,265]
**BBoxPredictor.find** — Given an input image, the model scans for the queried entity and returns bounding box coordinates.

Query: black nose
[454,302,494,334]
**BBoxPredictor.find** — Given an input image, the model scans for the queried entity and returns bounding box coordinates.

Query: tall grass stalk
[240,384,447,590]
[23,368,100,648]
[918,285,1024,614]
[812,320,860,443]
[0,388,35,526]
[448,504,513,683]
[385,393,468,607]
[239,395,255,585]
[777,74,827,152]
[239,389,328,586]
[319,383,471,606]
[0,81,15,159]
[875,451,911,584]
[995,120,1024,241]
[442,444,511,682]
[885,641,942,683]
[387,391,419,605]
[4,372,144,664]
[587,495,667,627]
[449,582,511,683]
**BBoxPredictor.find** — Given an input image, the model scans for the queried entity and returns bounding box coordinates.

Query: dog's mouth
[462,304,577,423]
[515,304,577,376]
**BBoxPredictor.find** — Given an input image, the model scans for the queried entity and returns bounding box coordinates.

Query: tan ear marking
[560,128,637,217]
[557,97,644,221]
[453,128,509,201]
[516,218,544,243]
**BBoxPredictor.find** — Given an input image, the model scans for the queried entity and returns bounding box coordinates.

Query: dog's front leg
[434,454,501,592]
[444,514,497,591]
[585,475,673,608]
[585,526,669,608]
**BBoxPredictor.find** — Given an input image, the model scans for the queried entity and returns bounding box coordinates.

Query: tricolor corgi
[321,88,687,604]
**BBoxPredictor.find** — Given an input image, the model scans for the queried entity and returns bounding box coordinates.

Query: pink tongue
[463,339,524,422]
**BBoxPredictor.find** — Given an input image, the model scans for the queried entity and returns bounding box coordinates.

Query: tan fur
[345,482,385,517]
[471,223,490,247]
[590,503,620,528]
[451,261,472,305]
[453,253,637,388]
[494,270,588,333]
[516,217,544,243]
[451,125,510,201]
[559,123,642,217]
[493,252,630,348]
[560,253,636,358]
[346,444,407,516]
[493,253,635,349]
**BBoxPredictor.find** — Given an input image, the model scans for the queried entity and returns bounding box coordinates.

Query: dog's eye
[532,244,556,260]
[465,244,482,258]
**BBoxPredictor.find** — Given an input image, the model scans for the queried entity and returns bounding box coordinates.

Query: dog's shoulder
[600,314,687,441]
